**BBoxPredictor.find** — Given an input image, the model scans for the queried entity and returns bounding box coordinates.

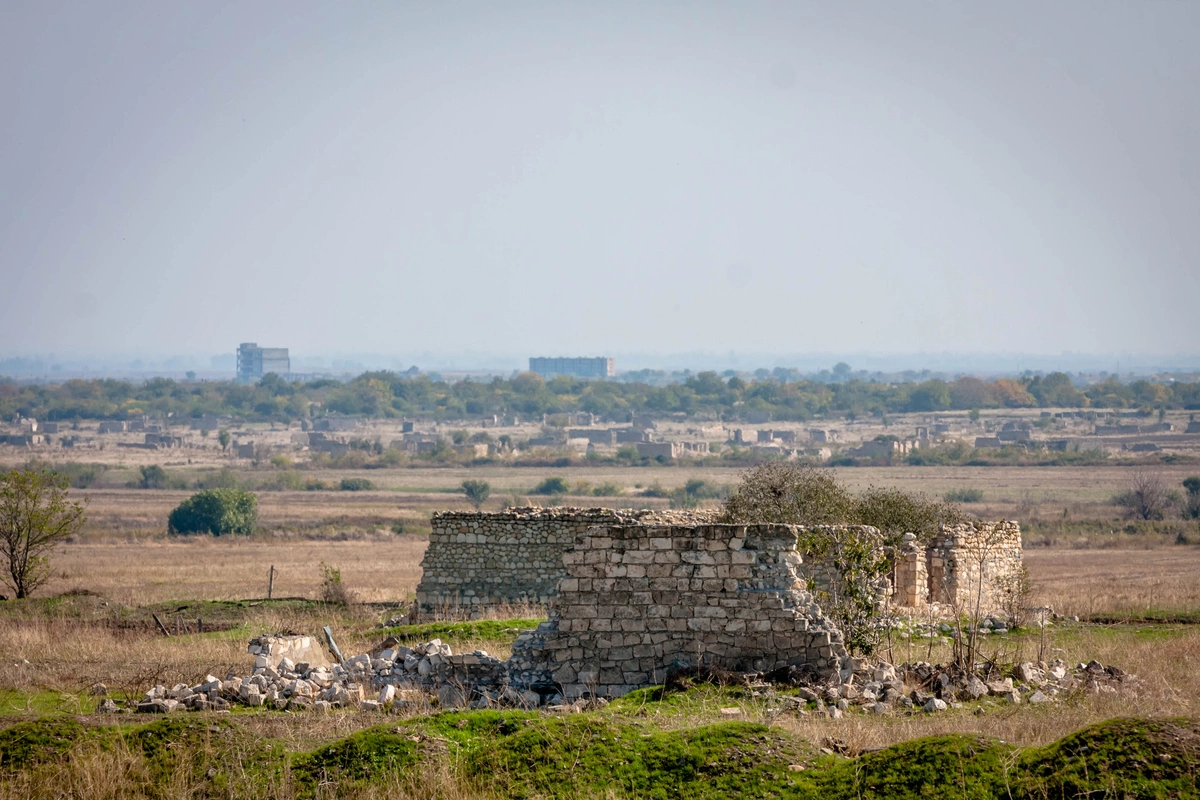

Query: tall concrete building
[529,356,615,380]
[237,343,290,383]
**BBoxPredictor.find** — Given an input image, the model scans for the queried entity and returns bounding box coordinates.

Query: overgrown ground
[3,491,1200,796]
[1,700,1197,798]
[3,596,1200,797]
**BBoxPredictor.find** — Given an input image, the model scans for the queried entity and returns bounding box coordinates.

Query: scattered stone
[89,683,108,696]
[97,699,119,713]
[719,707,742,718]
[964,676,988,700]
[1028,690,1053,704]
[923,698,947,713]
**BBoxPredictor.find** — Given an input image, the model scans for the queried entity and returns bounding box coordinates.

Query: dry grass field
[45,536,429,605]
[50,461,1200,541]
[1025,547,1200,618]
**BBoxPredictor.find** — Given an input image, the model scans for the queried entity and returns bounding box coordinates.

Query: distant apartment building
[236,343,290,383]
[529,356,615,380]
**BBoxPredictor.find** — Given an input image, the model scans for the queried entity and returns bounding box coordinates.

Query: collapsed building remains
[140,517,1025,711]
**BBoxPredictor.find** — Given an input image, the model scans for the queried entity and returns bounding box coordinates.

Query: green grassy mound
[0,719,87,772]
[1,711,1196,798]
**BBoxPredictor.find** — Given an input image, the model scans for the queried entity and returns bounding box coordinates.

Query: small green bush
[167,489,257,535]
[944,487,984,503]
[138,465,168,489]
[531,476,569,495]
[339,477,375,491]
[461,479,491,509]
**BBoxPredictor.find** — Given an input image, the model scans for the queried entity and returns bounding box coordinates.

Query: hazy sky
[2,1,1198,361]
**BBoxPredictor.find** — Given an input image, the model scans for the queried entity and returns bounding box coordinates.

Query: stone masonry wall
[507,523,849,700]
[415,507,717,611]
[926,521,1023,612]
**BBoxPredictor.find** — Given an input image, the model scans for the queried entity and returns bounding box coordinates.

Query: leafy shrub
[319,562,355,605]
[531,476,569,495]
[461,479,491,509]
[23,459,102,489]
[669,479,724,509]
[944,487,984,503]
[138,465,168,489]
[1183,476,1200,519]
[591,482,624,497]
[193,468,241,490]
[856,485,963,545]
[167,489,257,535]
[720,463,856,526]
[339,477,375,491]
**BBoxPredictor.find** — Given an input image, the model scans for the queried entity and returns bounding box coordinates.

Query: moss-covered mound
[1,712,1196,799]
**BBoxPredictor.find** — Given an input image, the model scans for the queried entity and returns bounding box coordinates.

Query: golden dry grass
[45,535,428,605]
[1024,547,1200,617]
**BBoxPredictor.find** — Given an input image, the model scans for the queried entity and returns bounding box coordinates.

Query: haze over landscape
[3,1,1198,368]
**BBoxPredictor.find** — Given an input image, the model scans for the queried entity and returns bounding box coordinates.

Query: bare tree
[0,469,87,598]
[1114,470,1171,520]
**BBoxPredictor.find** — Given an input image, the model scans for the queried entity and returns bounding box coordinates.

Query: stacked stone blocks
[926,521,1023,611]
[513,523,849,700]
[415,507,717,611]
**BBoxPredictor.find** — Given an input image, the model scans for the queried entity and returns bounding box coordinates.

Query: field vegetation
[2,459,1200,795]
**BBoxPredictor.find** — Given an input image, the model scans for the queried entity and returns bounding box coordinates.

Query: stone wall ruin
[417,509,1024,619]
[415,507,717,612]
[925,521,1023,610]
[507,523,850,700]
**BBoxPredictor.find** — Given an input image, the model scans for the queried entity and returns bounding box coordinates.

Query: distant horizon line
[4,348,1200,379]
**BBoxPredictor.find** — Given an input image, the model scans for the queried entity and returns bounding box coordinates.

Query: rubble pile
[808,657,1138,717]
[130,635,515,715]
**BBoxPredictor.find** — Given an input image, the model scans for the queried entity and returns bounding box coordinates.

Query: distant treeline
[1,371,1198,423]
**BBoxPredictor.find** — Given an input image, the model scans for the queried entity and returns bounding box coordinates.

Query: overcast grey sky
[2,1,1198,362]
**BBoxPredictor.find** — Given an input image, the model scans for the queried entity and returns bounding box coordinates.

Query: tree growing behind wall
[720,463,856,527]
[720,462,972,655]
[720,463,963,545]
[0,469,87,598]
[855,485,964,545]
